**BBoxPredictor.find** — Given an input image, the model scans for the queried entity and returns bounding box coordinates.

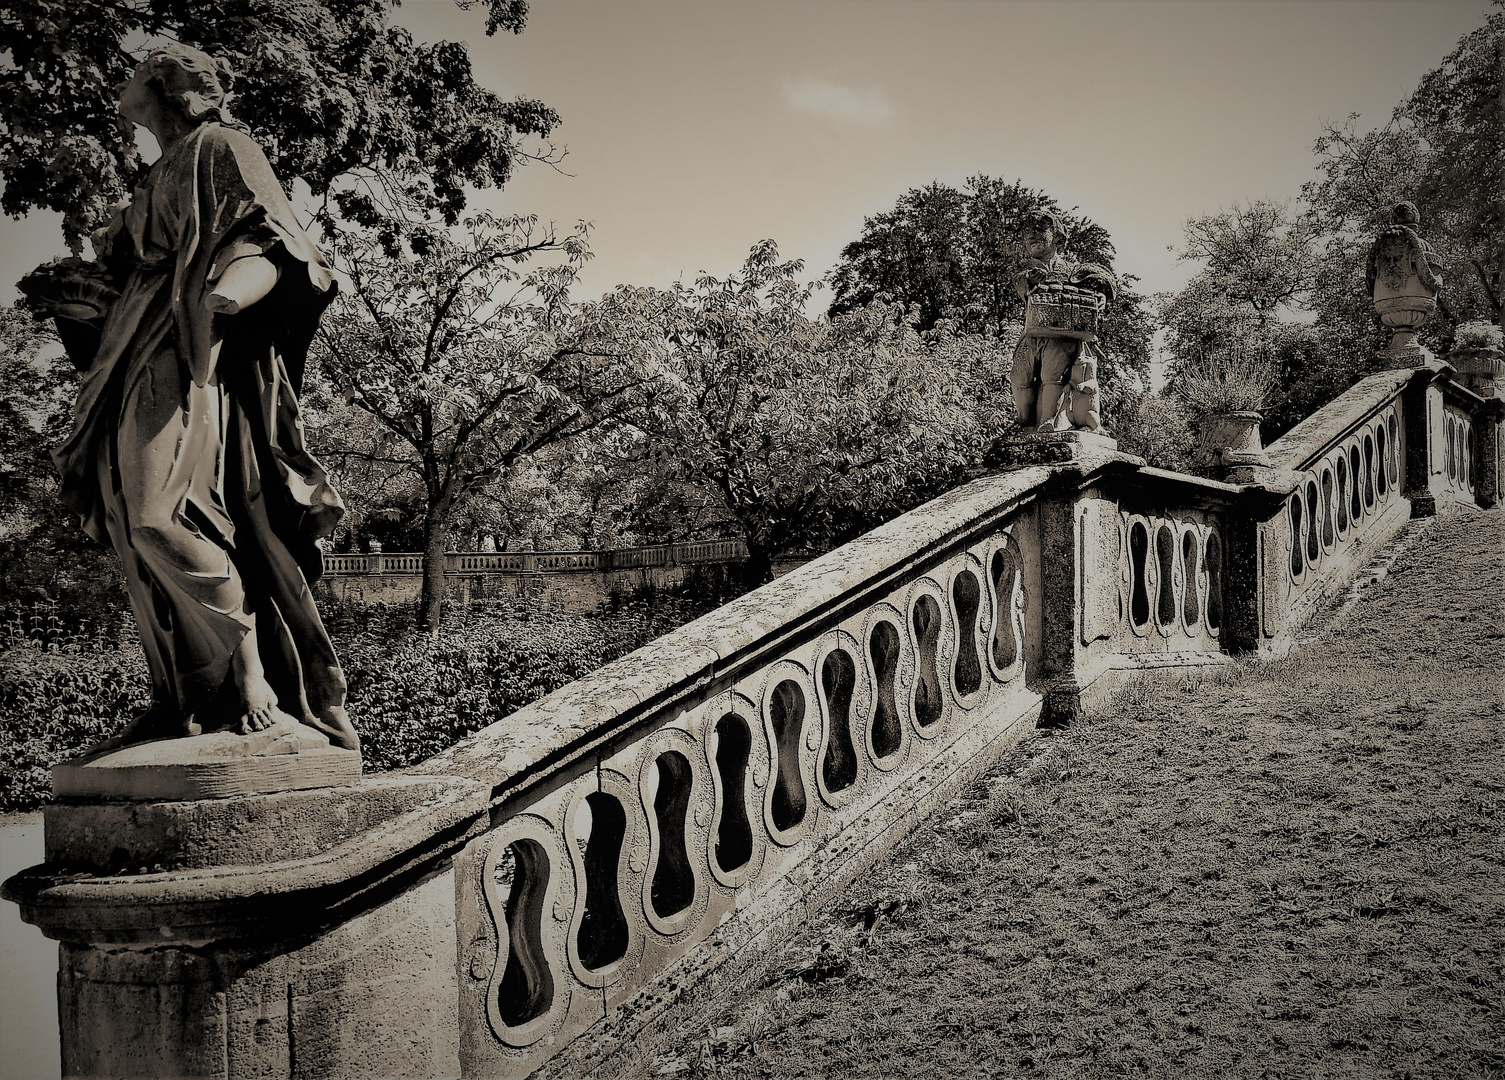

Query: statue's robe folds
[54,122,348,730]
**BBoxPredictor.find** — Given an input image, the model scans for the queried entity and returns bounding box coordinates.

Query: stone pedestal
[53,717,360,801]
[1451,347,1503,399]
[1002,429,1119,467]
[4,721,488,1079]
[1377,342,1437,372]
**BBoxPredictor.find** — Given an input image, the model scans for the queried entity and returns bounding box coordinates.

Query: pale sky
[0,0,1492,310]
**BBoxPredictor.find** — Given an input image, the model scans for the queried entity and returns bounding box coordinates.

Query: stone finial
[1367,201,1444,363]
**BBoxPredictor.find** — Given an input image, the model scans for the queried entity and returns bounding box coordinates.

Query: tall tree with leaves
[1302,7,1502,344]
[1,0,558,253]
[825,175,1153,426]
[1160,201,1337,441]
[311,215,663,629]
[621,241,1010,584]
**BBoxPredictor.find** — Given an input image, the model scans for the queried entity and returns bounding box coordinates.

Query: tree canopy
[825,175,1154,428]
[1,0,558,252]
[619,241,1011,583]
[826,176,1116,334]
[1162,8,1501,446]
[1301,7,1502,342]
[310,214,664,628]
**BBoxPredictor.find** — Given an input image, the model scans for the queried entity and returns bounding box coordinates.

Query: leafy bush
[1453,320,1503,351]
[0,586,737,810]
[0,650,151,811]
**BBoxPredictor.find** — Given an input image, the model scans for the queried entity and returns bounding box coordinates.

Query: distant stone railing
[319,538,748,576]
[8,357,1501,1080]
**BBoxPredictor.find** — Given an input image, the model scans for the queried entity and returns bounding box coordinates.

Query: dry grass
[642,510,1505,1080]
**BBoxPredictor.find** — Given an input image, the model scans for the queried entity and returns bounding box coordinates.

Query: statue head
[1023,209,1066,261]
[1391,201,1421,227]
[119,44,238,130]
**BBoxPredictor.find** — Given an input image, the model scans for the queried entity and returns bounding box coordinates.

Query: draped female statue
[23,44,359,753]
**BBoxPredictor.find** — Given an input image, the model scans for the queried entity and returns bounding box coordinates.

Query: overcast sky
[0,0,1492,310]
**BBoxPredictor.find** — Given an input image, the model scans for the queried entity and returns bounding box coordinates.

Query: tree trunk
[739,540,774,591]
[417,511,449,633]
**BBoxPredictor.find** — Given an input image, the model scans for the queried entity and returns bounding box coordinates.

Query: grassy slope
[644,510,1504,1080]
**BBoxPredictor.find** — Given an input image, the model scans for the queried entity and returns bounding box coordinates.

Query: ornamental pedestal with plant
[1449,320,1504,399]
[1182,351,1279,476]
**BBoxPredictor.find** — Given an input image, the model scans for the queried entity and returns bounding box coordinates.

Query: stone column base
[1037,679,1085,729]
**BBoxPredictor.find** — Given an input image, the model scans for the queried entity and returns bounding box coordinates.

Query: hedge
[0,590,733,812]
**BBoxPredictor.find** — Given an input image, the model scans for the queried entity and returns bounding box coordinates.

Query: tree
[1302,8,1503,343]
[1175,199,1319,322]
[310,214,663,630]
[827,176,1116,333]
[0,305,127,627]
[825,175,1153,427]
[623,241,1011,584]
[1,0,558,253]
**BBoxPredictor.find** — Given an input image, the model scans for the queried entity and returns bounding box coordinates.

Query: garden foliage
[0,589,728,811]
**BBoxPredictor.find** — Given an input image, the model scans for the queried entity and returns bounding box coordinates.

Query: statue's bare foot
[308,704,361,752]
[236,675,280,735]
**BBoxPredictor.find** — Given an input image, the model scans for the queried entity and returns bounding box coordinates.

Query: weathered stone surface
[52,717,360,801]
[1003,429,1121,466]
[56,868,460,1080]
[418,466,1060,794]
[1266,366,1421,472]
[44,774,464,875]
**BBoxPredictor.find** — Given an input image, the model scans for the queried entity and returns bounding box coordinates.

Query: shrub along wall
[0,585,740,812]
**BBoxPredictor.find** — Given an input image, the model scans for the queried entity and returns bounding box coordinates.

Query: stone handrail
[7,359,1500,1079]
[318,539,749,576]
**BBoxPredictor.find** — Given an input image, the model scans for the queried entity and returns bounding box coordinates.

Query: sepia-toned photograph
[0,1,1500,1077]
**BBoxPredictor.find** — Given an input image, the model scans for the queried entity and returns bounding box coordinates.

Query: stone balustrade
[319,539,750,577]
[5,359,1500,1080]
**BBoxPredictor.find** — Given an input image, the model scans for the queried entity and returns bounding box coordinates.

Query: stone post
[5,769,487,1079]
[1397,366,1449,517]
[1452,344,1504,509]
[1472,398,1505,510]
[1034,479,1083,727]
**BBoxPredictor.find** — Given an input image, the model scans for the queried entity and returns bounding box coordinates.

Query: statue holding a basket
[1009,210,1119,433]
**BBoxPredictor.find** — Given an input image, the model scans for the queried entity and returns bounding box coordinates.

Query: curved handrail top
[1264,365,1425,473]
[413,464,1060,795]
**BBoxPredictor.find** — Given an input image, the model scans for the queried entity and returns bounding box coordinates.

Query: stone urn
[1202,410,1271,470]
[1367,202,1443,362]
[1450,344,1504,399]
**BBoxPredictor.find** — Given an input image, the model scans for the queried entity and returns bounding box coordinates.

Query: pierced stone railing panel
[1443,403,1475,498]
[430,486,1048,1078]
[1266,384,1411,632]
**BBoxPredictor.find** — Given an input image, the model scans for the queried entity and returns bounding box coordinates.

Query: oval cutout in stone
[769,680,807,831]
[952,571,983,696]
[870,621,902,758]
[650,751,695,919]
[820,650,858,794]
[495,839,555,1028]
[576,792,629,971]
[911,595,943,727]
